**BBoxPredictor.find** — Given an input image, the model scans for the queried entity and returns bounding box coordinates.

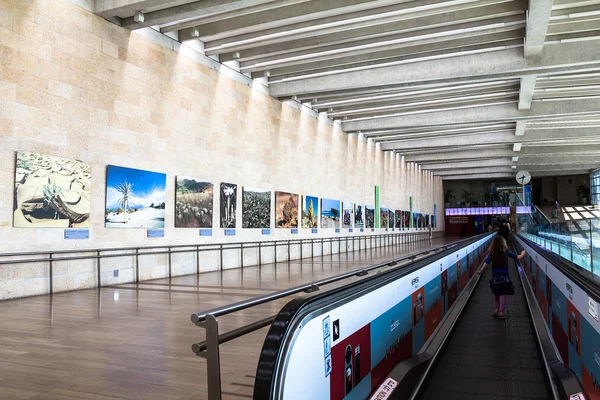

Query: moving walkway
[251,233,590,400]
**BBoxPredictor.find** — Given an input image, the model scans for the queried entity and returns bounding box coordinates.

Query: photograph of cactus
[354,204,364,228]
[302,195,319,228]
[175,177,213,228]
[321,198,340,229]
[14,152,91,228]
[395,210,402,228]
[365,205,375,228]
[380,207,389,229]
[243,188,271,229]
[220,182,237,228]
[342,202,353,228]
[275,191,298,228]
[105,165,166,228]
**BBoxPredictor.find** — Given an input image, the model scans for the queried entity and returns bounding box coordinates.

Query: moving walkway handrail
[191,234,462,324]
[190,233,486,400]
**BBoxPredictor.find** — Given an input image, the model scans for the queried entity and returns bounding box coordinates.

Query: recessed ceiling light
[512,157,519,161]
[513,143,522,151]
[511,165,517,169]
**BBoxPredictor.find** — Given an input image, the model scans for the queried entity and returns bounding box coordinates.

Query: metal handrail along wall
[0,230,437,295]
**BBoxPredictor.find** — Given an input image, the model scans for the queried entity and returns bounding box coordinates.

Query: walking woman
[477,236,526,319]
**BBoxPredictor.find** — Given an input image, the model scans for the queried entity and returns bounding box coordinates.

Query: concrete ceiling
[96,0,600,180]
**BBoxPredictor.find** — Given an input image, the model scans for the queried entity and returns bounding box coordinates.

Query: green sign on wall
[409,196,413,229]
[375,186,380,228]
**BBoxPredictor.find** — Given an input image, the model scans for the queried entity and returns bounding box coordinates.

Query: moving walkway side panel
[514,235,596,399]
[253,233,495,400]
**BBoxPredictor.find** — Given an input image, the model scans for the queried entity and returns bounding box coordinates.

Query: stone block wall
[0,0,445,300]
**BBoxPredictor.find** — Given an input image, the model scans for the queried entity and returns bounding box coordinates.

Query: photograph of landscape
[275,191,298,228]
[380,207,389,229]
[342,202,353,228]
[355,204,364,228]
[395,210,402,228]
[14,152,92,228]
[321,198,340,228]
[243,188,271,229]
[365,205,375,228]
[175,177,213,228]
[220,182,237,228]
[302,195,319,228]
[105,165,166,228]
[404,211,411,228]
[389,209,394,228]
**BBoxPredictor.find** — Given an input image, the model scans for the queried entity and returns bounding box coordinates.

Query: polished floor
[0,237,457,400]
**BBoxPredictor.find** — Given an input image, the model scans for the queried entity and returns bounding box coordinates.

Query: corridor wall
[0,0,444,299]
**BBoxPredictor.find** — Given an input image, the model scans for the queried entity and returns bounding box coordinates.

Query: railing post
[300,239,303,259]
[274,241,277,264]
[135,248,140,283]
[168,247,172,279]
[287,240,290,263]
[311,239,314,258]
[49,253,53,295]
[97,250,101,288]
[196,245,200,275]
[259,242,262,266]
[220,244,224,271]
[240,243,244,269]
[201,314,222,400]
[321,238,324,256]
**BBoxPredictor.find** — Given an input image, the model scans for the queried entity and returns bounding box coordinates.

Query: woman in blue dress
[477,236,526,319]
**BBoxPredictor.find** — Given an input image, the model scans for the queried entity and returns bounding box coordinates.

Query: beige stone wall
[0,0,445,299]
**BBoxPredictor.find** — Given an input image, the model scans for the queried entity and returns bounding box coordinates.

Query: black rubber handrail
[190,233,473,324]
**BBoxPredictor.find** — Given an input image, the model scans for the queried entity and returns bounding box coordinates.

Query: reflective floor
[0,237,457,400]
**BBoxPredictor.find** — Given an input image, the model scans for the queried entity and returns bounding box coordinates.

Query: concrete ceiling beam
[421,159,514,170]
[518,75,536,110]
[120,0,307,30]
[345,98,600,131]
[252,31,524,78]
[269,40,600,97]
[403,148,513,162]
[524,0,553,56]
[380,126,600,151]
[94,0,184,18]
[175,0,400,42]
[434,166,514,176]
[443,172,514,180]
[211,1,525,60]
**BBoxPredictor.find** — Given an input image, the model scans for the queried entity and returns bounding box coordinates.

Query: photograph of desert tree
[105,165,166,228]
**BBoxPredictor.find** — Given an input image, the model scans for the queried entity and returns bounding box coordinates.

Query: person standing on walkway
[477,236,526,319]
[554,200,560,223]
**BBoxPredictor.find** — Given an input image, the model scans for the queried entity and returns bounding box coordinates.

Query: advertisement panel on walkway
[514,236,600,399]
[277,235,494,400]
